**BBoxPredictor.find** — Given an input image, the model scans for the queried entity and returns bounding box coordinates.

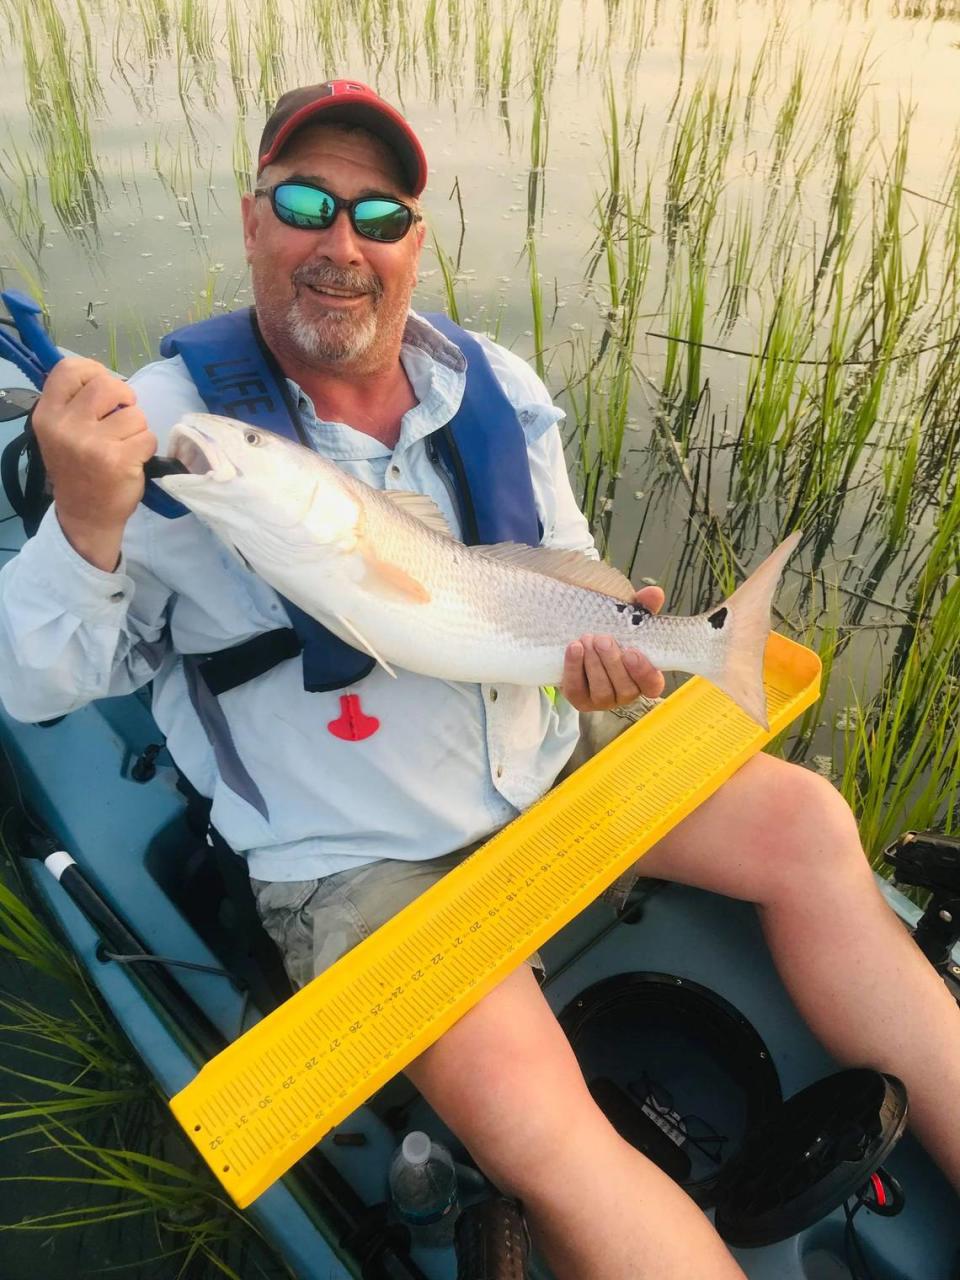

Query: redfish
[159,413,800,728]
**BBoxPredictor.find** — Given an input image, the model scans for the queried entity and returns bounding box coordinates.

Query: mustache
[293,263,383,301]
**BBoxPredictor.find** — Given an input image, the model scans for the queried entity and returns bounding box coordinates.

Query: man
[0,81,958,1279]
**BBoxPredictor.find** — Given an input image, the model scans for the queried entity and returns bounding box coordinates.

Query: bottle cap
[402,1131,432,1165]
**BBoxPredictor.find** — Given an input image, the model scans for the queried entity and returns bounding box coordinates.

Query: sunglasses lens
[353,198,412,242]
[274,183,336,229]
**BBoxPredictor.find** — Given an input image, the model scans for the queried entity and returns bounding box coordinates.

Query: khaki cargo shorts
[250,840,544,990]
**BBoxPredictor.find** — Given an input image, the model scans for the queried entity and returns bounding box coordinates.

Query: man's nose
[313,208,365,265]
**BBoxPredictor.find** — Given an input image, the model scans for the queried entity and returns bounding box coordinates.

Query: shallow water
[0,3,957,375]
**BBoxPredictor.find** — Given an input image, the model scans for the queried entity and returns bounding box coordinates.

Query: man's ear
[240,191,259,262]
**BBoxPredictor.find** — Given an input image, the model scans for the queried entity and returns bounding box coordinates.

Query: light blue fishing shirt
[0,313,597,881]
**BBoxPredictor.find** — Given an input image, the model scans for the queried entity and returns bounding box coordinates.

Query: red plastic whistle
[327,693,380,742]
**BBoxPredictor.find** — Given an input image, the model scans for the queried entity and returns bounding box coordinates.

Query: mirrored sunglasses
[255,180,421,243]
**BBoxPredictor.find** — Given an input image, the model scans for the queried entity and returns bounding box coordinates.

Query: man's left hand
[561,586,666,711]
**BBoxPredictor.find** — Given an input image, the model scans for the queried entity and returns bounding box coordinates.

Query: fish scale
[169,633,820,1208]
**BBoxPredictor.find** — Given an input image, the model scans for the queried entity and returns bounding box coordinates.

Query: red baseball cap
[257,79,428,196]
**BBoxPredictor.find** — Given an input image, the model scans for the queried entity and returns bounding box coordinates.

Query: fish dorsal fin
[475,543,636,602]
[382,490,454,537]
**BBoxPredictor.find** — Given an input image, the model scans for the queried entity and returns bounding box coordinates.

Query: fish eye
[243,430,262,446]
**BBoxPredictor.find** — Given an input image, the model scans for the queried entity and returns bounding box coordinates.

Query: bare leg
[406,964,746,1280]
[636,752,960,1189]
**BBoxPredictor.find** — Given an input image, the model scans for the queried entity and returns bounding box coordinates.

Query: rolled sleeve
[0,507,169,721]
[23,507,136,621]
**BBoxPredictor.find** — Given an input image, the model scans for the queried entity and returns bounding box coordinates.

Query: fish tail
[706,531,802,730]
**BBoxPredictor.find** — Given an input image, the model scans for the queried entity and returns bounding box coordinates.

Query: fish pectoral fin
[382,490,454,537]
[360,548,432,604]
[333,613,398,679]
[476,543,636,602]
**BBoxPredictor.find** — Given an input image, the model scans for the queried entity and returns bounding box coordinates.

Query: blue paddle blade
[1,290,63,376]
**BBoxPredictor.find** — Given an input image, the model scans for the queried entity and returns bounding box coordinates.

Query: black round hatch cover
[713,1068,908,1248]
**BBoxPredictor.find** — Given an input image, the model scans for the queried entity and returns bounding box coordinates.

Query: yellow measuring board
[171,633,820,1208]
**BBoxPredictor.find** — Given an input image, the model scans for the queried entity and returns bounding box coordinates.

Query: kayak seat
[143,771,295,1014]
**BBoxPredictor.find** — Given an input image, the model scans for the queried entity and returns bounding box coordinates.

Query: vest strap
[197,628,302,697]
[423,314,540,549]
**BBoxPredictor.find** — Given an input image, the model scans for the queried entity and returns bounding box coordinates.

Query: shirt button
[496,765,504,778]
[109,590,125,603]
[489,688,498,702]
[390,464,401,477]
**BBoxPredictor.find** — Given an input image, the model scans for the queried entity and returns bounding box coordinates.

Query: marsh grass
[840,574,960,860]
[251,0,287,109]
[7,0,105,237]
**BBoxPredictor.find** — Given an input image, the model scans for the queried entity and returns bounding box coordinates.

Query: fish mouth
[165,422,239,483]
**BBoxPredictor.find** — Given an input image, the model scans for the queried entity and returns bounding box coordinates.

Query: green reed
[839,573,960,860]
[135,0,172,64]
[432,233,462,324]
[8,0,104,235]
[180,0,214,63]
[225,0,248,111]
[498,14,514,105]
[0,828,291,1278]
[473,0,491,98]
[251,0,286,109]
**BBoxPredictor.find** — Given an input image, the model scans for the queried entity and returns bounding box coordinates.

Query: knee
[454,1060,603,1201]
[478,1099,617,1205]
[745,755,867,892]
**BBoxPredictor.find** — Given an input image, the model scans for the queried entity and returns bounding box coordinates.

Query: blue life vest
[152,308,542,692]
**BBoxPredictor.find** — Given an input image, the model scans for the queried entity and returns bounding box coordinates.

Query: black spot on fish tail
[630,606,650,625]
[708,607,728,630]
[615,602,629,614]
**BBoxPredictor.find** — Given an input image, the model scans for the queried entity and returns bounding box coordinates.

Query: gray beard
[287,302,378,365]
[284,263,384,365]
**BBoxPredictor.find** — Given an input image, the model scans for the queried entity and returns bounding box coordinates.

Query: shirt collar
[285,309,467,456]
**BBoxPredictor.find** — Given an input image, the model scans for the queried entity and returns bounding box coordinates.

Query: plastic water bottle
[388,1130,460,1247]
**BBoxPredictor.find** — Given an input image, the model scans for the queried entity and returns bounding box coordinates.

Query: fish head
[156,412,361,561]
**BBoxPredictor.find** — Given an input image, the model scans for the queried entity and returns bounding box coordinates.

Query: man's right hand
[31,357,156,571]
